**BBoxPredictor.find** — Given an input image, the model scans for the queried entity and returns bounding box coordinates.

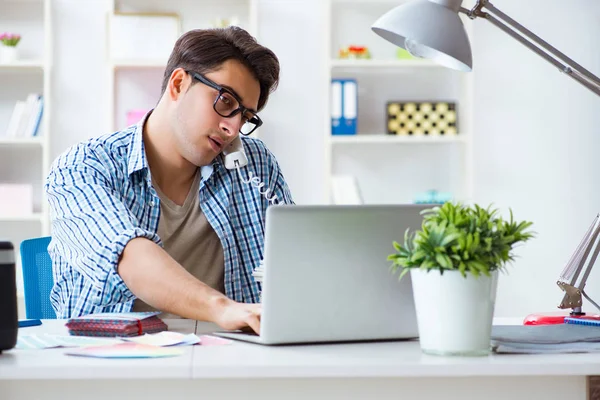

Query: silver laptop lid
[259,204,429,344]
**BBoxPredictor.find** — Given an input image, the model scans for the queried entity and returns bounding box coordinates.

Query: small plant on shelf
[338,45,371,59]
[0,33,22,63]
[0,33,21,47]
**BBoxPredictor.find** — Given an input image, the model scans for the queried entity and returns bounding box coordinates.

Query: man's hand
[214,301,262,334]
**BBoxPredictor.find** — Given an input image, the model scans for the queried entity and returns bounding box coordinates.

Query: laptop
[214,204,428,345]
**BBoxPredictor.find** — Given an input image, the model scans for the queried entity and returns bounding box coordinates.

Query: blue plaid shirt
[45,116,293,318]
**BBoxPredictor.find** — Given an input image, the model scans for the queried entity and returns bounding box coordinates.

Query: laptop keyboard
[238,328,259,336]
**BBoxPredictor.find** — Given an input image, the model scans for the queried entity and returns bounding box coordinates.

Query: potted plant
[388,202,534,356]
[0,33,22,64]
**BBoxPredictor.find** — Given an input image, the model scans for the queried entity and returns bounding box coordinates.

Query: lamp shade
[371,0,473,72]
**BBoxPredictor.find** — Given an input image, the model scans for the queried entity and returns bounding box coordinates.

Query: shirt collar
[126,110,151,178]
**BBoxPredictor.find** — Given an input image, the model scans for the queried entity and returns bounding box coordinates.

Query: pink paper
[199,335,232,346]
[65,342,183,358]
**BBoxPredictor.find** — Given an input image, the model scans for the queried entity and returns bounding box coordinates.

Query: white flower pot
[0,46,18,64]
[411,268,499,356]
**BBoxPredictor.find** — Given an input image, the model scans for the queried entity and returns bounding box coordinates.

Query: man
[45,27,293,334]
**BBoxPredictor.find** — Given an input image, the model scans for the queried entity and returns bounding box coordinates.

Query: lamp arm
[556,214,600,314]
[459,1,600,97]
[577,234,600,292]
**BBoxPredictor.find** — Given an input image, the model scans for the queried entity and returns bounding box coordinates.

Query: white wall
[471,0,600,317]
[254,0,328,204]
[50,0,111,158]
[47,0,600,318]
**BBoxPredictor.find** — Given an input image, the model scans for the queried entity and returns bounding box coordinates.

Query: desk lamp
[371,0,600,323]
[371,0,600,95]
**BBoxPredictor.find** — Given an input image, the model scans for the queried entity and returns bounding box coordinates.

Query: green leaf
[440,232,461,247]
[435,253,451,269]
[468,264,479,277]
[398,267,410,281]
[384,201,534,279]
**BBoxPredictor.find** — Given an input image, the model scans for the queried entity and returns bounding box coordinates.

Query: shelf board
[0,213,44,222]
[0,137,44,146]
[330,135,466,144]
[332,0,406,3]
[111,60,167,69]
[0,60,45,71]
[330,59,440,69]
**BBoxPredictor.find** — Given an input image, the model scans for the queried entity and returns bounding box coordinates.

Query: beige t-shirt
[132,170,225,318]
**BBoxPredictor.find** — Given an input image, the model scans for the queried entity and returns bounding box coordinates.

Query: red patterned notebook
[66,312,168,337]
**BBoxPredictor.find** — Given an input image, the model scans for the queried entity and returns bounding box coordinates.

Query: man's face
[170,59,261,167]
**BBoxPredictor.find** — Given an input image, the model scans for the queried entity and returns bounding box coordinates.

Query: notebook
[564,317,600,327]
[491,324,600,354]
[66,312,168,337]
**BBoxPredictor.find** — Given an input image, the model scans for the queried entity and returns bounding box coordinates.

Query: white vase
[411,268,499,356]
[0,46,18,64]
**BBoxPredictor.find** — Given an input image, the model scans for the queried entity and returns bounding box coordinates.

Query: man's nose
[219,114,243,137]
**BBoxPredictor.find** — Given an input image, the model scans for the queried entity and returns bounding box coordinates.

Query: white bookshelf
[324,0,474,205]
[0,213,45,223]
[111,60,167,69]
[0,60,44,70]
[0,136,45,145]
[330,58,440,69]
[107,0,259,133]
[0,0,52,307]
[330,135,467,144]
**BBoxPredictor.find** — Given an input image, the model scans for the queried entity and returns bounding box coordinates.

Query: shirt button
[149,201,155,207]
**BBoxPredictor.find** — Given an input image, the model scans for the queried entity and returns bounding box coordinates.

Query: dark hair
[161,27,280,111]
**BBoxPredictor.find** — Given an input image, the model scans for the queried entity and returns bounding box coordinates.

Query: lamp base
[523,311,600,325]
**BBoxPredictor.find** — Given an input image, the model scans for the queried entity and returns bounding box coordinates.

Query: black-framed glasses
[187,70,262,136]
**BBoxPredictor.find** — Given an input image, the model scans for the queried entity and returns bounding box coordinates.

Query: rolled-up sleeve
[45,148,159,307]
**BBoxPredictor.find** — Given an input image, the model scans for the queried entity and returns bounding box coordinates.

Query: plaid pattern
[45,112,294,318]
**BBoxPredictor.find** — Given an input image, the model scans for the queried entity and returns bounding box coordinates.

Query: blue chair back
[20,236,56,319]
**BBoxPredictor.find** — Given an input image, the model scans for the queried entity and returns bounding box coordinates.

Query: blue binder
[331,78,357,135]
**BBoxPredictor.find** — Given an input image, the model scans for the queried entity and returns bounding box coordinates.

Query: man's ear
[167,68,188,101]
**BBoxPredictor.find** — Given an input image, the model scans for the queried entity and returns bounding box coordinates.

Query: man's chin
[188,154,219,168]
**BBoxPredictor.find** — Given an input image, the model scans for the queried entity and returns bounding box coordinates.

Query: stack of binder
[331,78,357,135]
[2,93,44,138]
[491,323,600,353]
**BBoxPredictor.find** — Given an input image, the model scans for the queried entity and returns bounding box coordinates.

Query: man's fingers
[246,314,261,335]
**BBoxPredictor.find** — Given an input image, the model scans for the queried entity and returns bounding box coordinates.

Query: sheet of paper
[199,335,232,346]
[17,334,121,350]
[64,342,184,358]
[122,331,201,347]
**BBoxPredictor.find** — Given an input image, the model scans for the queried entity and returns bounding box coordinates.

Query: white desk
[1,319,598,400]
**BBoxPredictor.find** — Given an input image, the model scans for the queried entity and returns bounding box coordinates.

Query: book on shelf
[331,175,363,205]
[2,93,44,139]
